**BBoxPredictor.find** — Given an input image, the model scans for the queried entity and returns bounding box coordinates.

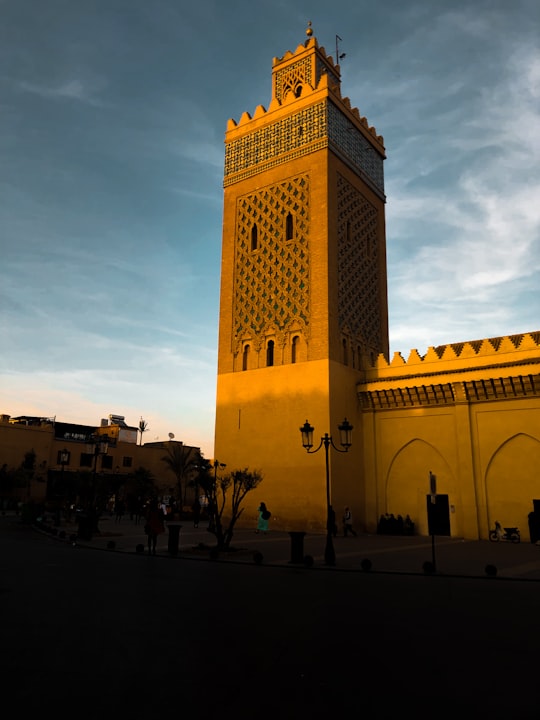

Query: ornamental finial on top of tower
[306,21,313,38]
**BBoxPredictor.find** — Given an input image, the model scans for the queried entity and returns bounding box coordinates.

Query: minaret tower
[214,24,388,530]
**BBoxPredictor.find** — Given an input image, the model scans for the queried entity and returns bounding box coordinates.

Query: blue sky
[1,0,539,458]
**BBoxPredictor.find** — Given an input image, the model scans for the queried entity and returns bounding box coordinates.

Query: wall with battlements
[357,331,540,540]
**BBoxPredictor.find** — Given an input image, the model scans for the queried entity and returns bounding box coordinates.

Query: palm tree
[161,444,199,509]
[138,417,149,446]
[125,466,156,519]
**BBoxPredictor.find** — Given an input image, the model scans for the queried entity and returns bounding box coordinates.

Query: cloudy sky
[1,0,539,457]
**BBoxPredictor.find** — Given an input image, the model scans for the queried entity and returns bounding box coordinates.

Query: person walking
[343,506,357,537]
[192,497,201,528]
[256,502,271,534]
[114,499,125,523]
[144,499,165,555]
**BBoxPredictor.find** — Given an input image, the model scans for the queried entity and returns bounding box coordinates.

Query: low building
[0,413,201,512]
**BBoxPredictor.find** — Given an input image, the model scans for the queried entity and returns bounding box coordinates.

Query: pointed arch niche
[485,433,540,529]
[385,439,455,537]
[289,332,307,364]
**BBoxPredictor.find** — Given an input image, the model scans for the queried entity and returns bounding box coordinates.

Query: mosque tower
[214,24,388,530]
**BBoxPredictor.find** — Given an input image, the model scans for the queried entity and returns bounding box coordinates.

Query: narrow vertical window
[285,212,294,241]
[342,338,348,365]
[251,224,258,251]
[291,335,299,364]
[242,345,250,371]
[266,340,274,367]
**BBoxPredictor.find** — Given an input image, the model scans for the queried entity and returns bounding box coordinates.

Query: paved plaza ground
[51,511,540,580]
[2,514,540,719]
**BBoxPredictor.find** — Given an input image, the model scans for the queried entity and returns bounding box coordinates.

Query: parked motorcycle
[489,521,520,543]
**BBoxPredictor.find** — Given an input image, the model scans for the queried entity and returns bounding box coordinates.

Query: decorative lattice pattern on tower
[328,104,384,193]
[224,102,327,183]
[224,101,384,197]
[337,173,382,353]
[233,176,310,352]
[274,58,312,102]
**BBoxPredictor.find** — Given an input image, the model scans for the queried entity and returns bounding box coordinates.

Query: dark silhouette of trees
[196,463,263,550]
[161,443,199,508]
[124,466,155,519]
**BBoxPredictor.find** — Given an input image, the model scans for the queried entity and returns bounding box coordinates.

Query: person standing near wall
[256,502,271,534]
[343,506,357,537]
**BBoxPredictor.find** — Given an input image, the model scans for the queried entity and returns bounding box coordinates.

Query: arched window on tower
[342,338,348,365]
[295,84,302,98]
[242,345,250,371]
[286,212,294,241]
[266,340,274,367]
[251,224,258,251]
[291,335,299,364]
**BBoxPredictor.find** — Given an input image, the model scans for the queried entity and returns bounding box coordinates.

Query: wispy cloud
[18,78,105,106]
[382,34,540,353]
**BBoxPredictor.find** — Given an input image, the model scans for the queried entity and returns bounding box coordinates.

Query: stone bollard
[167,523,182,556]
[288,531,306,564]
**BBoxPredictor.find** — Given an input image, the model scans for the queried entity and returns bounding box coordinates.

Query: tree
[138,417,149,446]
[161,444,199,508]
[124,466,156,515]
[197,464,263,550]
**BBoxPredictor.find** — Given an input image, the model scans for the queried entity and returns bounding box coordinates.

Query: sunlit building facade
[0,413,199,509]
[214,26,540,539]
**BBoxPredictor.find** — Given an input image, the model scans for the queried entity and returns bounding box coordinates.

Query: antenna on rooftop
[335,34,346,64]
[168,432,175,440]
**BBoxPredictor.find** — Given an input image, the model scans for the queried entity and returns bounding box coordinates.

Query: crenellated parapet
[367,332,540,376]
[358,332,540,409]
[223,29,385,195]
[226,36,384,148]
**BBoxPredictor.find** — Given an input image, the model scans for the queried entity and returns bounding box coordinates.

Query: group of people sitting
[377,513,415,536]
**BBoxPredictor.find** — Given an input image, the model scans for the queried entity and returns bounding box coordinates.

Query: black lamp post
[300,418,353,566]
[213,459,227,482]
[60,448,69,478]
[55,449,69,523]
[86,435,109,508]
[59,447,69,501]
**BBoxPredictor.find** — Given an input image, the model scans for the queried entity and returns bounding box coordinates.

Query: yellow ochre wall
[214,359,364,532]
[362,399,540,540]
[359,336,540,539]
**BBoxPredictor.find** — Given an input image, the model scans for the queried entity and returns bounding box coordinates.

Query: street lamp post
[213,459,227,483]
[54,449,69,525]
[300,418,353,566]
[59,447,69,503]
[60,448,69,481]
[86,435,109,509]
